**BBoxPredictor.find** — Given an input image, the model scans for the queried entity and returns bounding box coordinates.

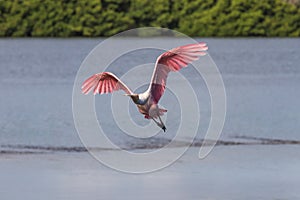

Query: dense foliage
[0,0,299,37]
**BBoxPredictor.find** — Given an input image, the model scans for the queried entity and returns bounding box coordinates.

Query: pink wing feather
[149,42,208,103]
[81,72,133,95]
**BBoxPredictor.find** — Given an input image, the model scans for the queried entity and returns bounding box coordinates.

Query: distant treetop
[0,0,299,37]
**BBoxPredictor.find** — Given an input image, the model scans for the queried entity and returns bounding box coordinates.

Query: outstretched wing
[148,43,208,104]
[81,72,133,95]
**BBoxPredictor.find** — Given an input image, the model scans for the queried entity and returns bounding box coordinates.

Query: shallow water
[0,38,300,150]
[1,145,300,200]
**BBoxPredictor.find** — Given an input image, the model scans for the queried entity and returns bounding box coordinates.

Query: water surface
[0,38,299,150]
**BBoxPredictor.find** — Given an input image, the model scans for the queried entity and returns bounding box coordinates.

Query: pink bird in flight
[81,43,208,132]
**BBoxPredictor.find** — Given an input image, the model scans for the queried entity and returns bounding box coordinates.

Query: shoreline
[1,137,300,155]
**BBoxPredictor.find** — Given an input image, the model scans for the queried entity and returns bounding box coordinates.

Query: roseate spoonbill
[81,43,208,132]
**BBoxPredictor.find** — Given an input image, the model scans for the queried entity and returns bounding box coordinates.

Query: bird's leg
[152,117,166,132]
[152,117,160,126]
[158,115,166,132]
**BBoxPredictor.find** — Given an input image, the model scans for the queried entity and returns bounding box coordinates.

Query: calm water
[0,38,299,150]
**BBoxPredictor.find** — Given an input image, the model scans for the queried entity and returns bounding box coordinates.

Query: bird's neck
[130,94,140,104]
[131,93,149,105]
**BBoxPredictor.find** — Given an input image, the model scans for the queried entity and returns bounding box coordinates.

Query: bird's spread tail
[144,109,167,120]
[159,109,167,115]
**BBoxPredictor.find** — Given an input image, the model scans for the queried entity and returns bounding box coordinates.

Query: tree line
[0,0,299,37]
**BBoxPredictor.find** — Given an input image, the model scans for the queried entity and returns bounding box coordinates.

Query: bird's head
[124,94,139,104]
